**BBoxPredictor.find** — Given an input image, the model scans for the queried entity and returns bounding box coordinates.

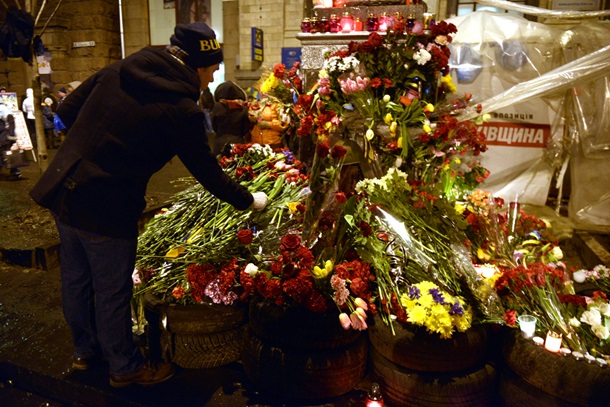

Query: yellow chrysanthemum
[441,74,457,93]
[423,123,432,133]
[455,203,466,214]
[408,305,428,324]
[418,292,434,309]
[384,113,393,124]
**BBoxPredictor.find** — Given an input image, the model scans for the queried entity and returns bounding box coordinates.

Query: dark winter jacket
[0,112,15,147]
[211,81,249,155]
[30,47,253,238]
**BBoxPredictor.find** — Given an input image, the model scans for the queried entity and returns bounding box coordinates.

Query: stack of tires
[241,298,368,401]
[368,314,498,406]
[144,292,248,368]
[500,331,610,406]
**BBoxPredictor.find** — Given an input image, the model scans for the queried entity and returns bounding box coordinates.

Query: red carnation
[273,63,286,78]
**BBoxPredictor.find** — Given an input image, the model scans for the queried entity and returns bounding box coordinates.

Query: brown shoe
[109,361,175,388]
[72,355,99,371]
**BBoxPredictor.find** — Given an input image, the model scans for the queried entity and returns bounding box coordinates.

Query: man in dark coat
[30,22,268,388]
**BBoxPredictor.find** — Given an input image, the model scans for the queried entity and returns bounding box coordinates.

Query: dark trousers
[53,217,145,376]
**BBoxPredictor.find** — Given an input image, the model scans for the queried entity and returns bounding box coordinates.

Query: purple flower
[449,301,464,316]
[408,285,421,299]
[429,288,445,304]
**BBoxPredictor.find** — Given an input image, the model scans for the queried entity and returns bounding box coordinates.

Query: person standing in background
[0,99,21,179]
[22,87,36,149]
[211,81,250,155]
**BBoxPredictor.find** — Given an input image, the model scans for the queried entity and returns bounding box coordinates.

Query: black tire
[143,291,247,368]
[165,302,247,334]
[502,330,610,406]
[241,328,369,400]
[248,297,361,350]
[163,325,246,369]
[498,362,582,407]
[370,346,498,407]
[368,313,489,372]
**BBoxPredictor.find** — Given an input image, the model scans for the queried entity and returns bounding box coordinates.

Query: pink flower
[339,312,351,330]
[354,297,368,310]
[350,312,368,330]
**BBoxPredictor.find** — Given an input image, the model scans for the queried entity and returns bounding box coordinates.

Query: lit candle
[340,12,354,33]
[596,358,608,368]
[544,331,562,353]
[572,351,583,361]
[585,354,596,364]
[559,347,571,357]
[533,336,544,346]
[517,315,537,338]
[378,12,388,32]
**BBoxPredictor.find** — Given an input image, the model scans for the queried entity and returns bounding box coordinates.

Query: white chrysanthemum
[413,49,432,65]
[581,308,602,326]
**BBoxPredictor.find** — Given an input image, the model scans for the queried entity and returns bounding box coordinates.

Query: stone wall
[235,0,304,86]
[0,0,121,98]
[2,0,450,97]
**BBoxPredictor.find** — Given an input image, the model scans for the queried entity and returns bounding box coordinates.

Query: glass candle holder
[354,17,363,31]
[366,13,378,32]
[544,331,562,353]
[301,17,311,33]
[340,12,354,33]
[319,17,329,33]
[378,12,388,32]
[517,314,537,338]
[329,14,339,33]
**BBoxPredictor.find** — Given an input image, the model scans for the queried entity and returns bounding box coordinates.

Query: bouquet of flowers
[134,144,307,305]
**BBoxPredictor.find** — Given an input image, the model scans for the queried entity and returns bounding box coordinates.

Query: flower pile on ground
[134,144,307,305]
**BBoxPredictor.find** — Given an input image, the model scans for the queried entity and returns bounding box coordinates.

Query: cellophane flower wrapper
[134,144,307,305]
[347,168,505,329]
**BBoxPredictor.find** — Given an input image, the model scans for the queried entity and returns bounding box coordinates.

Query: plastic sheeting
[447,12,566,206]
[448,9,610,230]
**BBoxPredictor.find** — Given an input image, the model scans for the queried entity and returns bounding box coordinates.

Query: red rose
[368,32,384,47]
[335,192,347,204]
[237,229,254,245]
[280,233,301,251]
[331,144,347,160]
[316,142,330,158]
[357,41,375,53]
